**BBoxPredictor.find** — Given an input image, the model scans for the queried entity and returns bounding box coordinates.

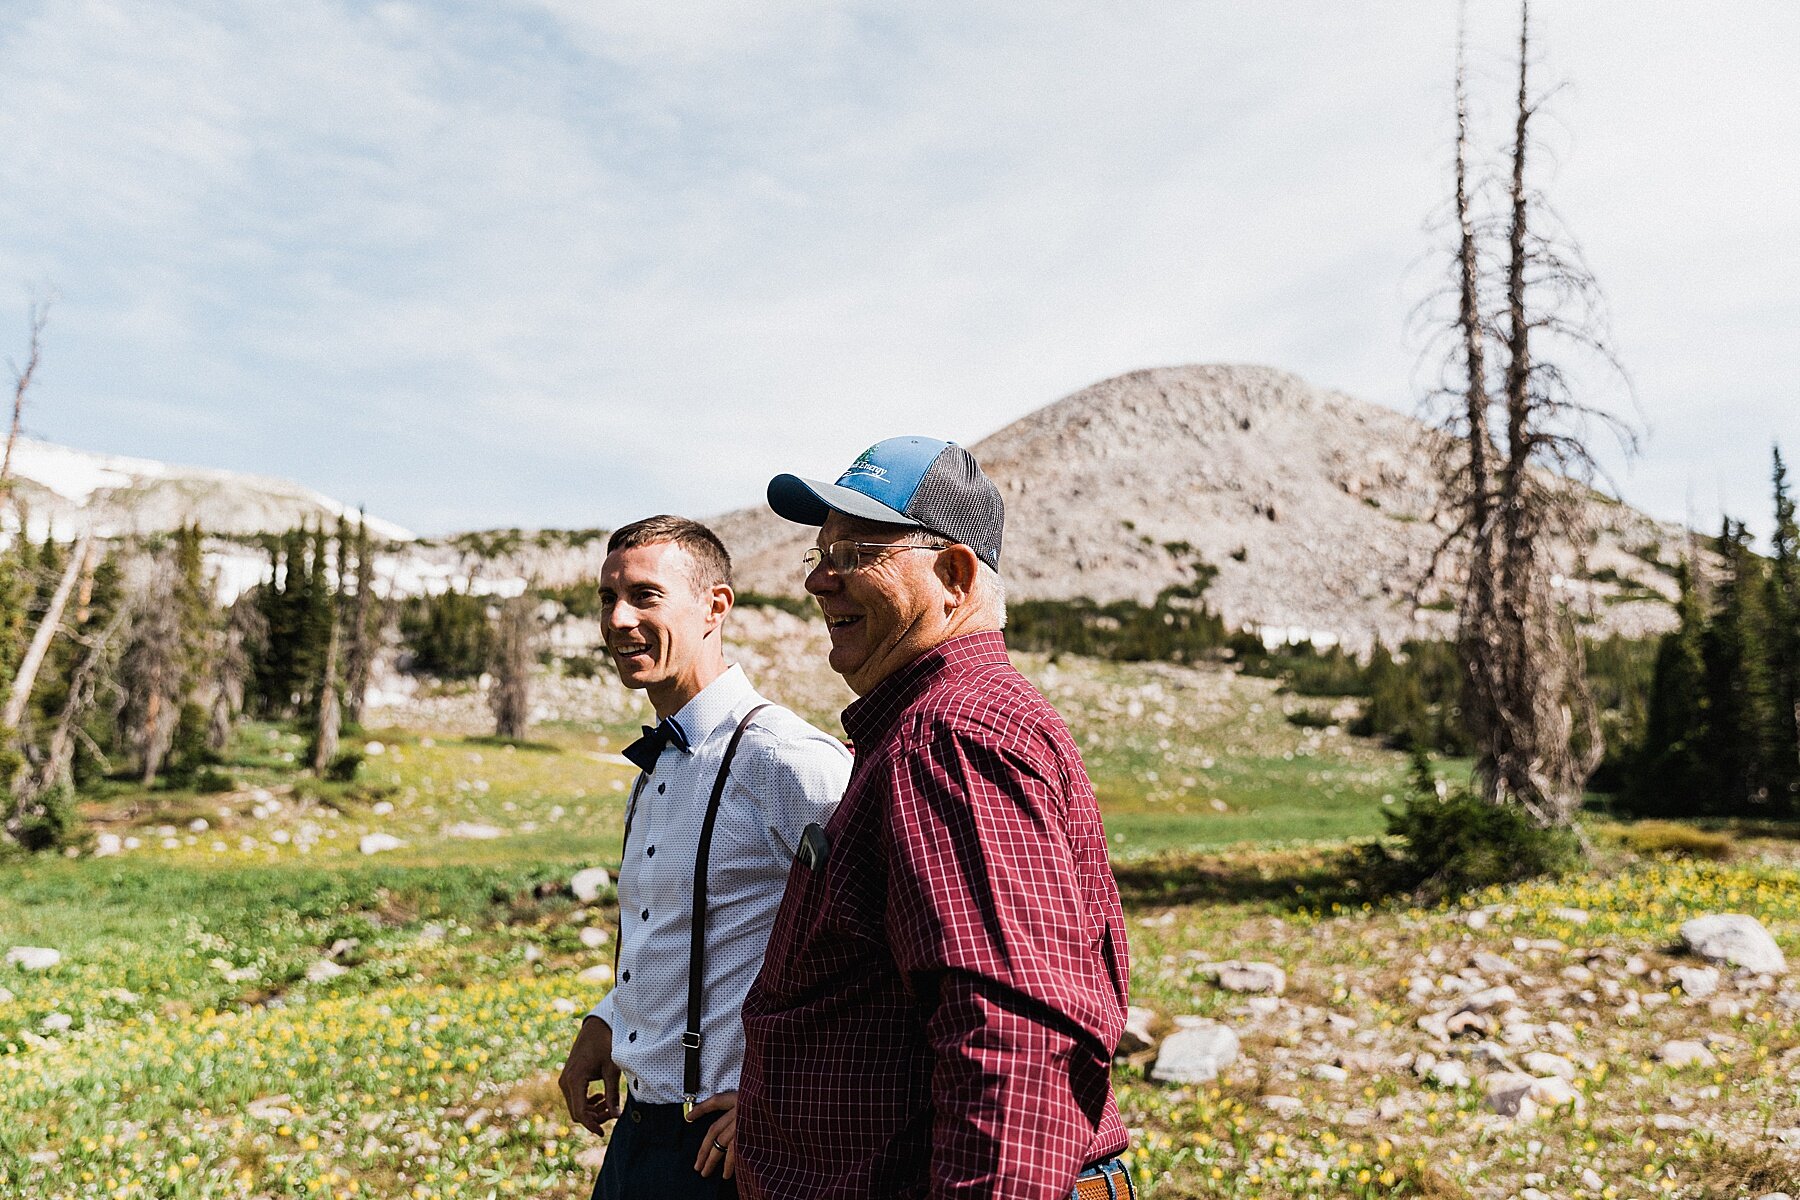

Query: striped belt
[1071,1157,1134,1200]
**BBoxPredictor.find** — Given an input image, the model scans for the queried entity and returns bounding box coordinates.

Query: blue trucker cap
[767,436,1005,570]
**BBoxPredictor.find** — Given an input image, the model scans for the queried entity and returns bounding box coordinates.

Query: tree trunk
[3,531,91,731]
[312,616,341,774]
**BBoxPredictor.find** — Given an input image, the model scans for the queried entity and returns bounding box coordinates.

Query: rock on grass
[6,946,61,971]
[1152,1020,1239,1084]
[1679,914,1786,974]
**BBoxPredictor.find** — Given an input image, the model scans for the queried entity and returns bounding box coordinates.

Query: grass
[4,649,1799,1198]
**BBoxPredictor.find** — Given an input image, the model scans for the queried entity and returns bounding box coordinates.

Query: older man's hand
[559,1016,622,1137]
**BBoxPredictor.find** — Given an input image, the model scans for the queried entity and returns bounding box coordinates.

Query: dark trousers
[592,1097,738,1200]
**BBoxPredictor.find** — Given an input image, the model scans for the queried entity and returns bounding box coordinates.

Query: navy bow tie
[623,717,689,773]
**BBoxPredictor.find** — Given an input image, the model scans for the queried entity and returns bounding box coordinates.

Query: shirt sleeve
[881,720,1113,1199]
[736,720,852,864]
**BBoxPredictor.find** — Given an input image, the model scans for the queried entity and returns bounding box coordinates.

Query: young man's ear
[933,544,980,607]
[707,583,735,629]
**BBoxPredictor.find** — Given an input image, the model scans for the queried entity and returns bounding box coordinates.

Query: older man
[559,515,851,1199]
[734,438,1134,1200]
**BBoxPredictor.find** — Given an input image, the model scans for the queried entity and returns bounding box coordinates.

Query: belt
[1071,1157,1135,1200]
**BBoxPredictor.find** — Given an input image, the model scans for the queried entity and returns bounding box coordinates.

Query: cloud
[0,0,1794,541]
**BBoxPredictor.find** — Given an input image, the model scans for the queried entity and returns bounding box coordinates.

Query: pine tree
[1630,563,1712,816]
[343,516,376,727]
[1767,445,1800,812]
[1701,520,1776,814]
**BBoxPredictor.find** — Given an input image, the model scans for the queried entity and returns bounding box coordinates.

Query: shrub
[1356,751,1582,902]
[12,783,80,853]
[1618,820,1732,860]
[561,653,602,679]
[193,768,237,794]
[325,751,364,783]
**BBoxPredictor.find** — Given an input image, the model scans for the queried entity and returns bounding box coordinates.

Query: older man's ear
[933,543,981,609]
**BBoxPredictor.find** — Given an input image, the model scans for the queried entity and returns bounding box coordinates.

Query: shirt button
[621,970,631,982]
[641,908,649,921]
[657,782,666,794]
[628,1030,637,1042]
[646,845,655,857]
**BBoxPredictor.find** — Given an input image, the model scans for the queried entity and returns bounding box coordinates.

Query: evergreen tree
[343,516,376,726]
[1629,563,1712,816]
[1358,642,1428,748]
[1700,520,1776,813]
[1767,445,1800,812]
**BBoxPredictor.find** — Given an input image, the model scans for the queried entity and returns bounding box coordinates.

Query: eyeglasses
[802,539,949,574]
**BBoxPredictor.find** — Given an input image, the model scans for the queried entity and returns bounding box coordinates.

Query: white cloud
[0,0,1793,540]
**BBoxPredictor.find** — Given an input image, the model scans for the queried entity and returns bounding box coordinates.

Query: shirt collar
[841,630,1010,746]
[667,663,756,750]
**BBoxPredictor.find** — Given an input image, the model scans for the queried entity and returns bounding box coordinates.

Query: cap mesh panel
[908,446,1004,569]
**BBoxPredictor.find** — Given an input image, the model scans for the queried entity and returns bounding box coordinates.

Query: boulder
[1151,1021,1240,1084]
[446,822,505,840]
[1522,1051,1576,1080]
[1656,1040,1717,1069]
[1194,960,1287,995]
[1117,1006,1158,1056]
[93,832,122,857]
[1484,1073,1537,1119]
[571,867,613,904]
[1426,1060,1472,1089]
[1261,1095,1303,1117]
[359,832,404,855]
[1528,1076,1583,1111]
[1679,915,1786,975]
[1446,1010,1492,1037]
[1461,984,1518,1013]
[306,959,349,983]
[1472,952,1517,977]
[579,927,611,950]
[6,947,61,971]
[577,964,614,987]
[1669,965,1720,999]
[40,1011,73,1033]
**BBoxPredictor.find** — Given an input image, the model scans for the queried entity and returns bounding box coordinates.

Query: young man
[559,515,851,1199]
[735,438,1135,1200]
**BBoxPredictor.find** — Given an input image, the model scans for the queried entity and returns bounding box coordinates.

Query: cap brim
[767,473,922,529]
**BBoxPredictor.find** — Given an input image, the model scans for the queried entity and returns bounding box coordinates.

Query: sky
[1,1,1796,540]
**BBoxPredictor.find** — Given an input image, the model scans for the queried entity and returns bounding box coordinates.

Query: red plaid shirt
[737,631,1131,1199]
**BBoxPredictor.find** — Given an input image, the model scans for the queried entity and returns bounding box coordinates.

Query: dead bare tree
[1421,0,1636,827]
[20,599,130,803]
[489,594,538,741]
[209,593,266,751]
[117,558,184,786]
[1,295,51,490]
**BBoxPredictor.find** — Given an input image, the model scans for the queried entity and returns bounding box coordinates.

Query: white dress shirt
[590,664,851,1103]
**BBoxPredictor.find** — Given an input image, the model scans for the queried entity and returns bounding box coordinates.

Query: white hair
[976,561,1008,629]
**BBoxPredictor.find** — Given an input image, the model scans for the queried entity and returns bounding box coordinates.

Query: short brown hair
[606,515,733,593]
